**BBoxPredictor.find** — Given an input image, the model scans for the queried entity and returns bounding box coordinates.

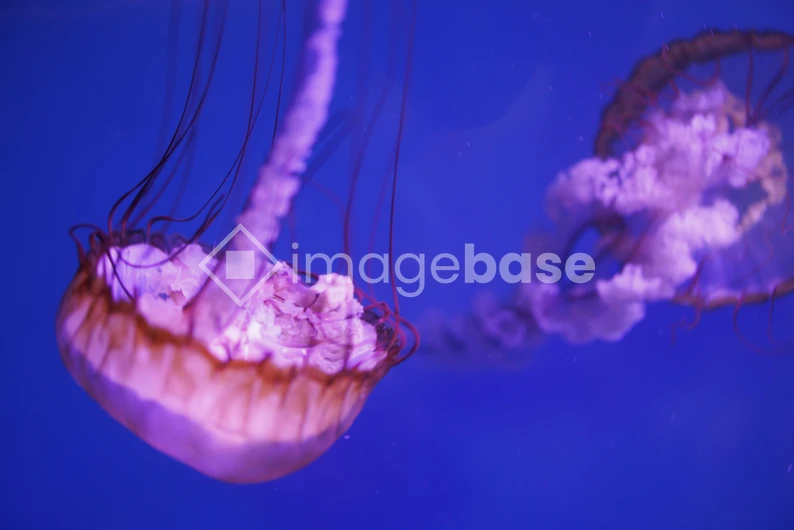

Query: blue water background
[1,1,794,528]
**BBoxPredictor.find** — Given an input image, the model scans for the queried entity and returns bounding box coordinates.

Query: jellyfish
[55,0,417,484]
[420,29,793,363]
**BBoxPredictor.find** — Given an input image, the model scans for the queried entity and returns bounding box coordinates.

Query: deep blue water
[2,1,794,529]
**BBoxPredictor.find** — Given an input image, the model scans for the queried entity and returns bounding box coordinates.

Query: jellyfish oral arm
[236,0,348,250]
[187,0,352,350]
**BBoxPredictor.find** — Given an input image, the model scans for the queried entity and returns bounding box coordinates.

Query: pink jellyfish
[421,29,793,362]
[55,0,417,484]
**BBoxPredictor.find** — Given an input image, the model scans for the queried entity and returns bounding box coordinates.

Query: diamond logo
[198,223,283,306]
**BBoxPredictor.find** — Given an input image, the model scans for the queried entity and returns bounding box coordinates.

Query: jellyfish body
[524,77,790,343]
[55,0,414,483]
[56,243,396,483]
[420,29,793,362]
[527,30,794,347]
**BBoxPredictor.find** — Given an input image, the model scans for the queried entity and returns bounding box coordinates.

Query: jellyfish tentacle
[384,0,416,345]
[112,0,231,241]
[729,296,794,355]
[670,304,703,346]
[139,2,288,235]
[752,45,788,124]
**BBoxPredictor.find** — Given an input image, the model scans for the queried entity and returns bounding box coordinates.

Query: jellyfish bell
[521,29,794,350]
[57,238,400,484]
[55,0,417,484]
